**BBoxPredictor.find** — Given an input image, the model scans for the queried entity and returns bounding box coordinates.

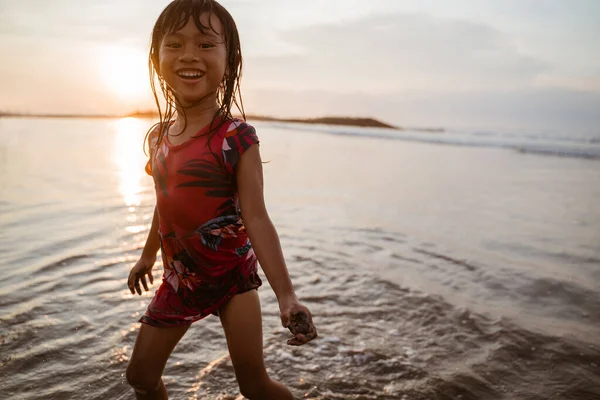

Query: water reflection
[113,117,146,208]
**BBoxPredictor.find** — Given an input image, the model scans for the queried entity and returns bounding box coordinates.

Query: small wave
[37,254,90,274]
[273,123,600,161]
[516,277,600,322]
[413,248,478,271]
[514,145,600,160]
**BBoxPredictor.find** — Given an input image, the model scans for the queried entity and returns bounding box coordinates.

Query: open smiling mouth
[176,69,204,80]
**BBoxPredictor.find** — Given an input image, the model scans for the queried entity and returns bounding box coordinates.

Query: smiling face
[148,0,245,133]
[158,13,227,108]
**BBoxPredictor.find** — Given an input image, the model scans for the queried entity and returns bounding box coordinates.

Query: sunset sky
[1,0,599,131]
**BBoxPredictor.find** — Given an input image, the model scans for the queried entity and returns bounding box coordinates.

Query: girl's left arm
[237,145,317,345]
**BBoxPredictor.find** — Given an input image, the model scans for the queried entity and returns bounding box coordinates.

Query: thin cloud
[245,14,547,94]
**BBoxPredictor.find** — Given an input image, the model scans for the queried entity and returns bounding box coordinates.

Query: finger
[140,275,148,292]
[135,280,142,295]
[296,326,318,344]
[295,334,308,343]
[281,313,290,329]
[288,333,314,346]
[307,326,318,341]
[309,322,318,336]
[148,270,154,285]
[127,275,135,294]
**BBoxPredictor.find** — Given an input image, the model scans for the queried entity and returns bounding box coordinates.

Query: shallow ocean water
[1,117,599,399]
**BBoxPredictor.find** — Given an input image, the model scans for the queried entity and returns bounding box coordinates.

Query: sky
[1,0,599,132]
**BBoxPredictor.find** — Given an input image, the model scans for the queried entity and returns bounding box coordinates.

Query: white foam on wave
[270,122,600,160]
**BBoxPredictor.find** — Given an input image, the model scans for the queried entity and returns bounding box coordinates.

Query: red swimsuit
[140,118,262,327]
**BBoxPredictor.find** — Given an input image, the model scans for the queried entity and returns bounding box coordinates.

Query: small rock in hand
[288,311,310,335]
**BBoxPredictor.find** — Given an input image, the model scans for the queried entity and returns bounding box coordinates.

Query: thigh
[218,290,268,381]
[128,323,190,381]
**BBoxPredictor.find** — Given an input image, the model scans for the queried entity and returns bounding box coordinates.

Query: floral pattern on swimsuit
[139,117,262,327]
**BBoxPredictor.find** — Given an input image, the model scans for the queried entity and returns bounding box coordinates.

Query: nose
[179,43,200,63]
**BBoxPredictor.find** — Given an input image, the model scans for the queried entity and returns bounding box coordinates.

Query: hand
[279,296,318,346]
[128,256,156,295]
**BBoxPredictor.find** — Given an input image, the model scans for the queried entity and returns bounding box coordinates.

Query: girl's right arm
[128,206,160,295]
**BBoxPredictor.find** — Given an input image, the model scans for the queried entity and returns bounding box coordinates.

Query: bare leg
[218,290,294,400]
[126,323,189,400]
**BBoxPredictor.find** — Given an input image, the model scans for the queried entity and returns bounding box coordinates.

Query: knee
[238,375,270,399]
[126,361,161,394]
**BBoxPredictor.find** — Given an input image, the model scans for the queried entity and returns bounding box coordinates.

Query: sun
[99,45,150,102]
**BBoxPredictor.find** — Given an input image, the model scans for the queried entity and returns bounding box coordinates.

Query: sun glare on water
[100,45,149,102]
[113,117,146,208]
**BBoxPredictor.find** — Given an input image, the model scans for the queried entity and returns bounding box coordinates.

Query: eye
[199,43,215,49]
[165,42,182,49]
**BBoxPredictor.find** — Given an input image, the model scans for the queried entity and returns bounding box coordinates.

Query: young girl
[125,1,318,399]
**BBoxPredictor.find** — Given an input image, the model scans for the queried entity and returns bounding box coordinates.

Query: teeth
[178,71,202,78]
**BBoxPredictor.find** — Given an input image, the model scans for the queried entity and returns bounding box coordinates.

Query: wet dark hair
[144,0,245,156]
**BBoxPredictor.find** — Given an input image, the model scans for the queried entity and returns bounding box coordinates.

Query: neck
[174,97,220,126]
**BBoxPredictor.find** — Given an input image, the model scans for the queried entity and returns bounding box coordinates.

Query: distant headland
[0,110,444,132]
[125,110,400,129]
[125,111,445,132]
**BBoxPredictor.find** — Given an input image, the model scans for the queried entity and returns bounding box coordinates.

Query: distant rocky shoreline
[0,110,444,132]
[245,115,397,129]
[125,111,400,129]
